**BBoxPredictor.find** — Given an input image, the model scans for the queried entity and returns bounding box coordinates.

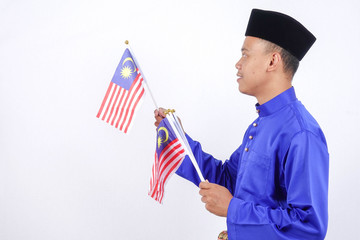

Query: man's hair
[262,40,300,77]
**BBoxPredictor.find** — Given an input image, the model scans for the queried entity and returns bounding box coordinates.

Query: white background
[1,0,359,239]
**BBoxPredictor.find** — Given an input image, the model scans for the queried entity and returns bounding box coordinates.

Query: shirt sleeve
[176,134,240,194]
[227,130,329,239]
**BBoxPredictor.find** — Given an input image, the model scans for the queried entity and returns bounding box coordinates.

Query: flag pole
[165,111,205,182]
[125,40,159,110]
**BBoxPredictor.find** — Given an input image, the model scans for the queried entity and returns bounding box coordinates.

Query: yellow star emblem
[120,66,133,79]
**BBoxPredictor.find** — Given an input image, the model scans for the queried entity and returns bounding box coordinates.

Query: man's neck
[256,82,293,105]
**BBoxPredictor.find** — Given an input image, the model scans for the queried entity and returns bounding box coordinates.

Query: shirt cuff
[227,197,245,225]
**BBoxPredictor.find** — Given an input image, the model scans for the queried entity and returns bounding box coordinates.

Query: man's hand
[154,108,184,131]
[199,181,233,217]
[154,108,166,127]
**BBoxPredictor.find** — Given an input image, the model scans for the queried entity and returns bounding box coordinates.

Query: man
[154,9,329,240]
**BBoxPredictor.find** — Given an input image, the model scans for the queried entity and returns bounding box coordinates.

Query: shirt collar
[255,87,297,117]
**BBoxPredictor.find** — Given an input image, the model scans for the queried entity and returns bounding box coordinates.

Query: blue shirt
[176,87,329,240]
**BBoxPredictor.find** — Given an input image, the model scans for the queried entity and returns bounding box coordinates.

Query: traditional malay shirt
[176,87,329,240]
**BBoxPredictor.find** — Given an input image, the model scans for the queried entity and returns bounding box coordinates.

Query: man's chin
[238,85,247,94]
[238,86,254,96]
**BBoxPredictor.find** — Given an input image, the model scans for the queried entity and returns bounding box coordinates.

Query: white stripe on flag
[109,87,126,126]
[158,154,184,203]
[148,141,185,201]
[105,85,121,123]
[158,143,183,174]
[123,89,145,133]
[98,82,115,120]
[111,88,128,127]
[113,77,138,129]
[120,78,144,132]
[117,76,143,130]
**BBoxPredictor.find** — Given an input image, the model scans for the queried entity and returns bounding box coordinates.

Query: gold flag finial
[125,40,129,45]
[164,109,176,115]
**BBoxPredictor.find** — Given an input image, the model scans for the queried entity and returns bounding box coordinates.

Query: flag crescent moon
[123,57,136,73]
[157,127,169,148]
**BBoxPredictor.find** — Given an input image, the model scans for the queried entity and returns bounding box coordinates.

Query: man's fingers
[199,182,232,217]
[155,115,163,121]
[199,181,211,189]
[154,108,166,117]
[155,108,166,117]
[199,188,207,197]
[154,108,167,128]
[205,203,212,212]
[159,108,166,118]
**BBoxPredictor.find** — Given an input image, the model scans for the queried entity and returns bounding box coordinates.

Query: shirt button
[253,123,258,127]
[256,109,260,113]
[245,148,249,152]
[249,136,253,140]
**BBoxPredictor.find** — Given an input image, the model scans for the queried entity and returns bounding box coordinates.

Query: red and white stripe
[149,139,186,203]
[96,70,145,133]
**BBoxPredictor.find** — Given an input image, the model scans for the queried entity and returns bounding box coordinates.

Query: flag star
[121,66,132,79]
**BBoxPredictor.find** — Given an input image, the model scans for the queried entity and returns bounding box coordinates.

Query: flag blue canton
[156,118,178,155]
[111,48,138,90]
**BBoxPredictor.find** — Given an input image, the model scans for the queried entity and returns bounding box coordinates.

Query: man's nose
[235,59,241,70]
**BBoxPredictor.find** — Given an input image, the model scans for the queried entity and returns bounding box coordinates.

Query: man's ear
[267,52,281,72]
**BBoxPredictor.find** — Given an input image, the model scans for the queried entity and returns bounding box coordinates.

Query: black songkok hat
[245,9,316,61]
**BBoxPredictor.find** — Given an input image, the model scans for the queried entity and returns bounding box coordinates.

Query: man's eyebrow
[241,47,249,52]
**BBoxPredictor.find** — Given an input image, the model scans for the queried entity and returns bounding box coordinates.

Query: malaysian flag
[149,117,186,203]
[97,48,145,133]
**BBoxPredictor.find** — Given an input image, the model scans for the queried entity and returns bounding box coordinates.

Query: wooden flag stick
[125,40,159,110]
[166,111,205,182]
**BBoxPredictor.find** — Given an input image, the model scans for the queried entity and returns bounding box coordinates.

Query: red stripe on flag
[150,152,158,189]
[110,89,126,126]
[157,154,184,203]
[106,87,121,123]
[150,140,185,200]
[151,157,161,198]
[158,158,183,203]
[123,87,145,133]
[96,82,113,118]
[158,143,183,173]
[159,148,185,177]
[159,139,182,160]
[114,73,141,128]
[119,77,144,131]
[101,83,117,121]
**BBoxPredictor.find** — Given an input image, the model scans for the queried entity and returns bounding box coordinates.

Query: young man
[154,9,329,240]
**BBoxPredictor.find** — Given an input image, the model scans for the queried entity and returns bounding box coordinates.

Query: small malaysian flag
[149,117,186,204]
[97,48,145,133]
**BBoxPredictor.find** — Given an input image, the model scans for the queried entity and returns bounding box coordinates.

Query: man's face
[235,36,270,96]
